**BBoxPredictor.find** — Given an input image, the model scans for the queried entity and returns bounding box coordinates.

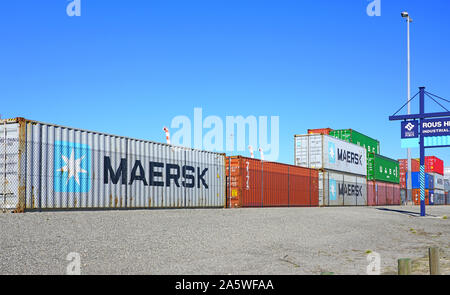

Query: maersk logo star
[329,179,337,201]
[328,142,336,164]
[54,141,91,193]
[57,148,88,185]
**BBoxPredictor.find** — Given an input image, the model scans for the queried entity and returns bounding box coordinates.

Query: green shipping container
[329,129,380,155]
[367,153,400,183]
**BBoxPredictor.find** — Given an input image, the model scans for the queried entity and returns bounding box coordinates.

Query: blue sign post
[390,87,450,217]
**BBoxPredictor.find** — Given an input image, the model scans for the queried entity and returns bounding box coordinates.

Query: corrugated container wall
[367,154,399,183]
[399,158,420,188]
[329,129,380,155]
[430,172,445,191]
[433,189,446,205]
[414,156,444,175]
[406,172,434,189]
[294,134,367,176]
[319,170,367,206]
[307,128,333,135]
[412,189,430,205]
[226,156,319,208]
[0,118,226,212]
[367,181,401,206]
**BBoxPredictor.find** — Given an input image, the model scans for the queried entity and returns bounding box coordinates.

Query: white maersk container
[0,118,226,211]
[294,134,367,176]
[318,170,367,206]
[295,134,367,207]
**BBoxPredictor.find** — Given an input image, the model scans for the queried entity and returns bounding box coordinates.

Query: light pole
[401,11,413,205]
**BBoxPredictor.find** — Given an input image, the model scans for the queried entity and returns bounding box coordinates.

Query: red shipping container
[367,181,401,206]
[307,128,333,135]
[413,156,444,175]
[367,181,376,206]
[226,156,319,208]
[399,159,420,188]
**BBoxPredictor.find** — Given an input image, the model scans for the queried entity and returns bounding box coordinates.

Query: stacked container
[431,172,446,205]
[294,134,368,206]
[226,156,319,208]
[445,168,450,204]
[329,129,401,206]
[399,159,420,189]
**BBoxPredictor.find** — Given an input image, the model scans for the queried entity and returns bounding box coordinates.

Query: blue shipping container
[406,172,434,189]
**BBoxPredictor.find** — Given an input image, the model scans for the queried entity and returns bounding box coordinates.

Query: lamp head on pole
[401,11,413,22]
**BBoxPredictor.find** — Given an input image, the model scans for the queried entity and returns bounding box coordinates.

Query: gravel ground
[0,206,449,275]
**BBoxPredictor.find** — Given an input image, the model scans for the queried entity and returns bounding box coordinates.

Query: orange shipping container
[412,189,430,205]
[307,128,333,135]
[226,156,319,208]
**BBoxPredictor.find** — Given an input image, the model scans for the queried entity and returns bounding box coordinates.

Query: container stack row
[297,128,401,206]
[399,157,447,205]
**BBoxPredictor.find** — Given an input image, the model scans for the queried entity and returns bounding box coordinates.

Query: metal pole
[406,16,413,206]
[419,87,426,217]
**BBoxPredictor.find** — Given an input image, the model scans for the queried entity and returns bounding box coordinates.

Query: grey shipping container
[0,118,226,211]
[295,134,367,176]
[430,172,445,191]
[444,178,450,192]
[318,170,367,206]
[433,189,446,205]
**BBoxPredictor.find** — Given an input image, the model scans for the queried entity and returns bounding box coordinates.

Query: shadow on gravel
[375,208,437,218]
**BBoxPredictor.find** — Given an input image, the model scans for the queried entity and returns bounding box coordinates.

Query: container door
[0,123,19,210]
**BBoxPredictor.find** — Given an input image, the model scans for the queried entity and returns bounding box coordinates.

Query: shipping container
[406,172,434,189]
[433,189,446,205]
[0,118,226,212]
[329,129,380,155]
[430,172,445,191]
[367,181,401,206]
[294,134,367,176]
[226,156,319,208]
[400,189,406,204]
[446,192,449,205]
[412,189,430,206]
[367,154,399,183]
[414,156,444,175]
[445,167,450,177]
[318,170,367,206]
[399,159,420,188]
[307,128,333,135]
[445,178,450,192]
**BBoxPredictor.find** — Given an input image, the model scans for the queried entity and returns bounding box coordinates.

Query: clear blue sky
[1,0,449,165]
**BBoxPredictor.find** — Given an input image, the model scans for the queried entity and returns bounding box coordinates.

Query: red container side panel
[289,167,319,206]
[262,162,289,207]
[367,181,376,206]
[307,128,333,135]
[393,184,401,205]
[367,181,401,206]
[386,183,394,205]
[226,156,319,208]
[377,182,387,206]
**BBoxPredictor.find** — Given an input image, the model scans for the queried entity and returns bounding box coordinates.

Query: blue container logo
[329,179,337,201]
[328,141,336,164]
[54,141,92,193]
